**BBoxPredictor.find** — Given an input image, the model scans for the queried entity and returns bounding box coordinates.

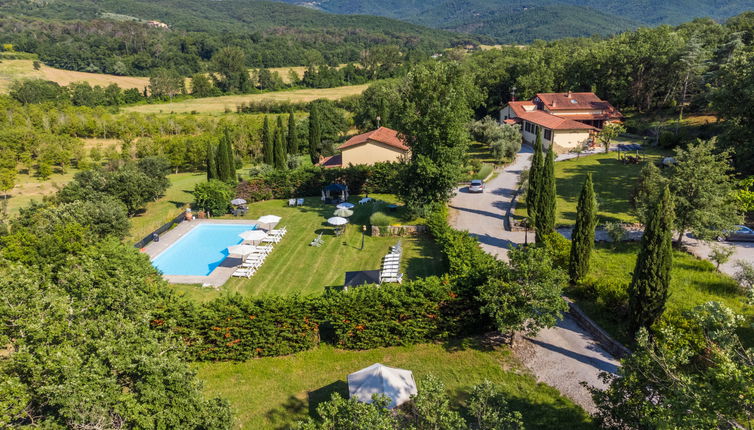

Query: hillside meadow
[123,84,369,114]
[0,59,150,93]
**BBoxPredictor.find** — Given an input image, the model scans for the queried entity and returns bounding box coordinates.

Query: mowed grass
[128,172,208,243]
[195,341,594,430]
[123,84,369,114]
[516,146,668,225]
[570,242,754,346]
[0,59,149,93]
[172,196,443,301]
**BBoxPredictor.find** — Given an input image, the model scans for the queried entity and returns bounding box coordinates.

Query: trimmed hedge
[159,208,496,361]
[236,162,404,202]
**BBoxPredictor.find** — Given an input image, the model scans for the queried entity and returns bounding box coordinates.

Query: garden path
[449,146,619,414]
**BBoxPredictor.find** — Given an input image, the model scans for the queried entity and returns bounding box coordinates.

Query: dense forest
[0,0,470,75]
[276,0,754,42]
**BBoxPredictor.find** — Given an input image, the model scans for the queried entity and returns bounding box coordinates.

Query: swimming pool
[151,223,258,276]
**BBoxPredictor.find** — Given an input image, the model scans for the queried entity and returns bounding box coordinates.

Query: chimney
[567,90,572,98]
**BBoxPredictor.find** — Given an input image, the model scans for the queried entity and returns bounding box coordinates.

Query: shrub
[193,180,233,216]
[538,232,571,269]
[604,222,628,243]
[473,163,493,180]
[369,211,391,226]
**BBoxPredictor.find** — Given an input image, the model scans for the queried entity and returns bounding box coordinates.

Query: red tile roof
[517,110,596,130]
[318,154,342,168]
[535,92,622,119]
[339,127,409,151]
[506,100,535,117]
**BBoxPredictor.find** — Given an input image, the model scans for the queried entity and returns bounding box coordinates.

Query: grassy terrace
[195,341,594,430]
[172,195,444,301]
[516,146,668,225]
[571,242,754,346]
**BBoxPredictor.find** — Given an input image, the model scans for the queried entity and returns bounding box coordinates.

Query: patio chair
[310,233,324,247]
[288,198,296,206]
[297,198,304,206]
[233,268,255,278]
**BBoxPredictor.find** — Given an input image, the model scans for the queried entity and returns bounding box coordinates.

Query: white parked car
[469,179,484,193]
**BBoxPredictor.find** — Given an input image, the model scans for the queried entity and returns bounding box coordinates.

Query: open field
[2,168,77,216]
[171,195,443,301]
[123,84,369,114]
[195,341,594,430]
[0,59,149,93]
[516,146,669,225]
[570,242,754,346]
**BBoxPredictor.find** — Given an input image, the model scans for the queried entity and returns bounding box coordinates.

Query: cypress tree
[287,110,297,154]
[262,116,274,165]
[628,185,674,336]
[274,122,287,170]
[223,129,235,181]
[206,143,218,181]
[308,106,321,164]
[527,130,544,229]
[535,142,556,242]
[215,134,232,183]
[569,173,597,283]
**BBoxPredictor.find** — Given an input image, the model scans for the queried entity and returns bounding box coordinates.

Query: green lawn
[195,341,594,430]
[516,147,668,226]
[128,171,207,243]
[172,195,443,301]
[570,242,754,346]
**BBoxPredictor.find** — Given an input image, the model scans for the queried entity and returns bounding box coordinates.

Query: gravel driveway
[449,147,619,413]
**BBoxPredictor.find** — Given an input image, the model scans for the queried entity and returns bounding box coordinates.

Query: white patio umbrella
[258,214,282,229]
[333,208,353,218]
[239,230,268,244]
[347,363,417,409]
[231,198,247,206]
[327,216,348,226]
[336,202,355,209]
[227,244,256,257]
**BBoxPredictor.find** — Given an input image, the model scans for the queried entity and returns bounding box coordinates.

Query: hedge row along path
[448,145,620,414]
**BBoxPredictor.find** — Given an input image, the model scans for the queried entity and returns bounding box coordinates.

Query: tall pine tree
[262,116,274,165]
[628,185,674,336]
[569,173,597,283]
[308,106,321,164]
[215,133,232,183]
[536,142,556,242]
[274,119,287,170]
[527,130,544,229]
[287,110,297,154]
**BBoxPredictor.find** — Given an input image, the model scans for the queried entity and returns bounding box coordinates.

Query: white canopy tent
[347,363,417,409]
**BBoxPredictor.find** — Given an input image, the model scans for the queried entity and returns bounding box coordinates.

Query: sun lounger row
[380,241,403,283]
[232,227,287,278]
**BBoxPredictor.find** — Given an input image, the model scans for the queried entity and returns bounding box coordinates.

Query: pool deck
[141,218,270,288]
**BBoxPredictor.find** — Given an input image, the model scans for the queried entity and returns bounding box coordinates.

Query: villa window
[544,129,552,140]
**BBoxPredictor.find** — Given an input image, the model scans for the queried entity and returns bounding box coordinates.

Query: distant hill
[275,0,754,42]
[0,0,475,74]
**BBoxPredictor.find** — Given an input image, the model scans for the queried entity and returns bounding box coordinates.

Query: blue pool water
[152,224,258,276]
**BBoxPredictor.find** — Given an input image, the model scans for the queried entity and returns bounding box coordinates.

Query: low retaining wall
[565,297,631,358]
[134,212,185,249]
[371,225,427,237]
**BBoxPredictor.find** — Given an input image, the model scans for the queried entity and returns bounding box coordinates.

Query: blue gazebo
[322,183,349,204]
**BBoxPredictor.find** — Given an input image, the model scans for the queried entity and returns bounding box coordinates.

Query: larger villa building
[500,91,623,153]
[319,126,410,168]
